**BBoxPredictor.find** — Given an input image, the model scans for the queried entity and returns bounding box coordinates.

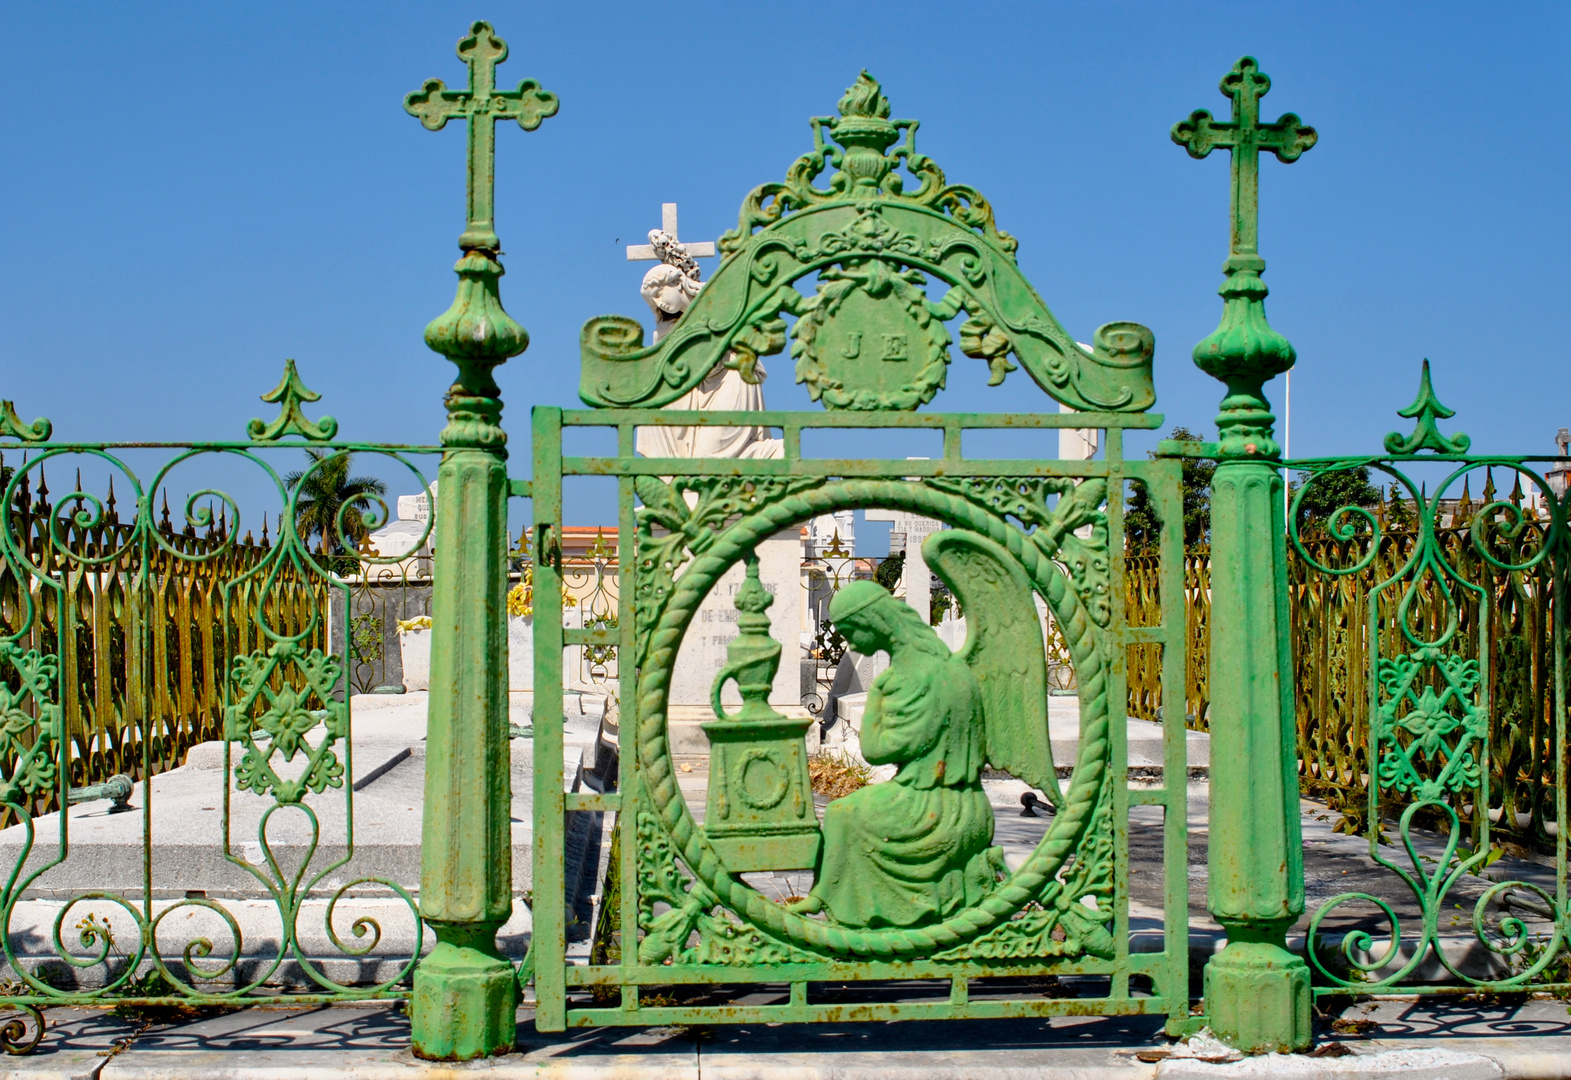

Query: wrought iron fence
[799,533,865,715]
[338,564,433,695]
[1124,547,1210,728]
[1121,484,1563,857]
[1291,446,1570,994]
[0,375,442,1049]
[0,462,326,829]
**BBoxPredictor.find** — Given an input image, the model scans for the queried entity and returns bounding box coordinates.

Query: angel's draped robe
[810,650,1000,928]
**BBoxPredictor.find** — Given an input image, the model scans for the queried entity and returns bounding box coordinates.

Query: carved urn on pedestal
[701,553,821,871]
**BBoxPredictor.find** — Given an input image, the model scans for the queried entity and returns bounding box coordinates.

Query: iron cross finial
[1173,56,1317,260]
[405,21,559,252]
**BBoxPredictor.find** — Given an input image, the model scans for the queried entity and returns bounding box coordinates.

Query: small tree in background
[1125,425,1216,549]
[1384,480,1416,531]
[1291,465,1381,537]
[873,550,904,591]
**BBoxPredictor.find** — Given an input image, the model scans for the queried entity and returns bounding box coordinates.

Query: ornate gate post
[1173,57,1316,1053]
[403,22,558,1060]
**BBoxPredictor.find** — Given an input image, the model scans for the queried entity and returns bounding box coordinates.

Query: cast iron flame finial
[838,71,892,120]
[829,71,903,191]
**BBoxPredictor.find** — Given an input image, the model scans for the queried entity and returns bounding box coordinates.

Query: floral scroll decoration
[632,475,826,662]
[578,72,1157,414]
[633,472,1113,665]
[720,71,1018,259]
[0,643,59,810]
[225,642,348,803]
[1374,647,1485,802]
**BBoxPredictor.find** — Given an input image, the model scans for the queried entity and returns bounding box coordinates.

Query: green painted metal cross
[404,21,559,252]
[1173,56,1316,259]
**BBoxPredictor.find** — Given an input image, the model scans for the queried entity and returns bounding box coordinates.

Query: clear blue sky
[1,2,1566,530]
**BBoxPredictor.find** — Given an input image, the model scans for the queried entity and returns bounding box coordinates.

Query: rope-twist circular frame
[636,478,1110,958]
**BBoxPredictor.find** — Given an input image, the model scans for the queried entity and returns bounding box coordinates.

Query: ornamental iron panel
[1295,364,1571,996]
[528,72,1192,1034]
[0,367,439,1052]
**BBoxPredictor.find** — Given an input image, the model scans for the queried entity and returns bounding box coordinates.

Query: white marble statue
[627,206,782,460]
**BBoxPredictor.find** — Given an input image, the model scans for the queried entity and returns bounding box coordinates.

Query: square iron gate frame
[526,405,1192,1033]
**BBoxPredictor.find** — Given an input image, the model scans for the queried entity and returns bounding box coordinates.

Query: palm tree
[283,450,386,571]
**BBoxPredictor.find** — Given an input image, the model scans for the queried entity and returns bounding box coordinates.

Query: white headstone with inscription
[863,507,942,623]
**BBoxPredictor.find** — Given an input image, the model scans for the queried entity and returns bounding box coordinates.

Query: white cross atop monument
[625,203,716,262]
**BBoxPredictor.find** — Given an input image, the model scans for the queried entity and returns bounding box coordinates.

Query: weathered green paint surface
[1293,364,1571,997]
[580,73,1155,415]
[0,366,440,1054]
[404,21,556,1061]
[10,25,1561,1065]
[702,555,820,873]
[1173,56,1314,1053]
[531,73,1192,1040]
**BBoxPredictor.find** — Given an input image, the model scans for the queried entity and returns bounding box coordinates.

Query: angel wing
[924,528,1062,806]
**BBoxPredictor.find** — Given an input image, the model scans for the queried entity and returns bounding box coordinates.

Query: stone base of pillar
[411,932,518,1060]
[1203,939,1311,1054]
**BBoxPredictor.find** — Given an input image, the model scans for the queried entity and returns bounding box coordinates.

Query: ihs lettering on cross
[405,21,559,252]
[1173,56,1316,263]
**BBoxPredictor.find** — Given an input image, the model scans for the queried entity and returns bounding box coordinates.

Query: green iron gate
[13,22,1532,1062]
[528,72,1194,1033]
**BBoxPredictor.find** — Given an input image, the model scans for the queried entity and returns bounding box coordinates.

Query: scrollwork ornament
[720,72,1017,257]
[579,73,1154,414]
[1307,800,1566,991]
[0,643,60,809]
[0,1005,43,1055]
[1374,647,1485,801]
[225,642,348,803]
[0,401,50,443]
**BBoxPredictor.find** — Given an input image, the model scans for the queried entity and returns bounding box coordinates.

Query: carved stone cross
[625,203,716,265]
[1173,56,1317,260]
[404,21,559,252]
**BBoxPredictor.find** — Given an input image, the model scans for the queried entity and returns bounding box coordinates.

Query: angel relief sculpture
[785,527,1060,931]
